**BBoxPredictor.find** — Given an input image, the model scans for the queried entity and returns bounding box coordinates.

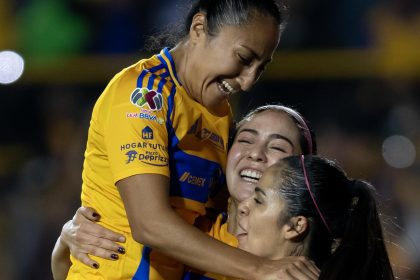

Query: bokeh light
[0,50,25,84]
[382,135,416,168]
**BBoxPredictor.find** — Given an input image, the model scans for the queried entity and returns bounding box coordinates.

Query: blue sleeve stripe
[147,73,155,90]
[137,69,148,88]
[166,84,177,147]
[148,63,165,73]
[163,48,182,86]
[157,77,166,94]
[157,53,166,66]
[160,71,170,79]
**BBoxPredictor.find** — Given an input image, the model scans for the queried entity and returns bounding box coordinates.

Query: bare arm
[51,236,71,280]
[118,174,319,280]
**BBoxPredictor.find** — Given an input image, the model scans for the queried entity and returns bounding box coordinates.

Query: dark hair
[145,0,288,51]
[232,104,317,155]
[276,155,394,280]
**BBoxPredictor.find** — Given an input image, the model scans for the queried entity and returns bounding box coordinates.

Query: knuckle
[74,231,84,243]
[93,237,102,247]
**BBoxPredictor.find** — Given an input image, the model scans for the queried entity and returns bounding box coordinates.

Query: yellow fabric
[184,214,239,280]
[67,48,232,280]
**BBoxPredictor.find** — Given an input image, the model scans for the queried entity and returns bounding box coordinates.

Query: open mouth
[217,79,235,96]
[240,169,262,183]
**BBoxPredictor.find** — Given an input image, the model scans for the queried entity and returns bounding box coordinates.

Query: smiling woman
[52,104,320,280]
[49,1,323,280]
[237,155,395,280]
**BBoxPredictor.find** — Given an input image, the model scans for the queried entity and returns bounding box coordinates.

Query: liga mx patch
[131,88,163,111]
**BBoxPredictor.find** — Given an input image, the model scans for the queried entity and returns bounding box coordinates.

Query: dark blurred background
[0,0,419,279]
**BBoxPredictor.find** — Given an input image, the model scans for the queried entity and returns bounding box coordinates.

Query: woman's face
[226,110,302,202]
[236,164,287,259]
[186,13,280,114]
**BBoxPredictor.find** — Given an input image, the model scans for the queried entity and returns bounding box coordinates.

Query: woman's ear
[283,216,309,241]
[189,12,207,43]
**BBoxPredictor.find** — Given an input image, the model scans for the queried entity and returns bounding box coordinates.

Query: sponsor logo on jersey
[120,142,167,152]
[179,171,207,187]
[124,149,168,166]
[125,150,138,164]
[188,118,225,150]
[130,88,163,111]
[142,126,153,140]
[126,110,164,125]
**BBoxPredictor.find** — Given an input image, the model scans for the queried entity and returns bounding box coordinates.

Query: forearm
[161,210,260,279]
[51,236,71,280]
[119,174,264,279]
[132,204,261,279]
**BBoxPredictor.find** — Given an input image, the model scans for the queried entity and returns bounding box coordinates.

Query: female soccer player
[52,105,319,280]
[52,0,319,278]
[237,155,394,280]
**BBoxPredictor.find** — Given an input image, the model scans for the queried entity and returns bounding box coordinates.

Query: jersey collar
[158,48,183,88]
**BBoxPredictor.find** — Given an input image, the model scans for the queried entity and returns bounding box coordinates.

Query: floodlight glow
[0,50,25,84]
[382,135,416,169]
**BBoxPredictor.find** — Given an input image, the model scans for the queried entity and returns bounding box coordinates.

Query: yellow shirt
[67,48,232,280]
[183,214,239,280]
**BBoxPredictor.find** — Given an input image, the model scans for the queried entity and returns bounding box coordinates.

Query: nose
[247,143,266,162]
[238,199,250,217]
[237,69,260,92]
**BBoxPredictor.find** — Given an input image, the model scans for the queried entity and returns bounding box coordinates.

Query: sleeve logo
[130,88,163,111]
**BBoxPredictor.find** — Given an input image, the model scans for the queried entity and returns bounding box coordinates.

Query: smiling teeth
[240,169,262,182]
[222,80,234,94]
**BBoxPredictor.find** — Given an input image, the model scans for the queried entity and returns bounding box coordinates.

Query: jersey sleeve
[104,70,171,183]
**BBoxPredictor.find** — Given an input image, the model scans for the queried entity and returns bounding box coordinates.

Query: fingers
[76,244,122,261]
[72,207,126,243]
[74,252,100,270]
[76,220,126,243]
[282,257,319,280]
[303,259,320,277]
[61,209,127,265]
[74,207,100,222]
[75,226,125,253]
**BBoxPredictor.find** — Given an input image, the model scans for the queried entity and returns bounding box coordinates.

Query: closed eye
[238,54,252,66]
[271,146,287,152]
[254,197,262,204]
[237,137,253,144]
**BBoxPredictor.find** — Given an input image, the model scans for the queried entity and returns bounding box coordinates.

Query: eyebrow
[240,45,272,63]
[237,128,295,148]
[255,187,266,196]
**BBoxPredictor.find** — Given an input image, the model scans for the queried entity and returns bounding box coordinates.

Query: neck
[277,236,311,260]
[169,42,193,99]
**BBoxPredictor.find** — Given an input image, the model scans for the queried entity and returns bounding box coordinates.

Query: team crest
[131,88,163,111]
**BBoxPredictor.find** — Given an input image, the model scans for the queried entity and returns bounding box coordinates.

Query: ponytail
[319,180,394,280]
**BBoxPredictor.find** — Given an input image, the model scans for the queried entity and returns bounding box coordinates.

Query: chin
[236,188,253,202]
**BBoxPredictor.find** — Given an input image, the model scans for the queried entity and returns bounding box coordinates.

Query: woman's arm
[51,207,126,280]
[118,174,319,280]
[51,235,71,280]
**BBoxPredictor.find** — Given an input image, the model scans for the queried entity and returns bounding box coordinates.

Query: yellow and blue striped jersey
[67,48,232,280]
